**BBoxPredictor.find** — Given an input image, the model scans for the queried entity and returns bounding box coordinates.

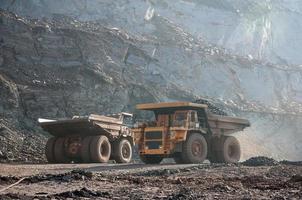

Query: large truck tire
[113,139,132,163]
[140,155,163,164]
[80,136,93,163]
[45,137,57,163]
[54,137,70,163]
[181,133,207,164]
[209,136,241,163]
[90,135,111,163]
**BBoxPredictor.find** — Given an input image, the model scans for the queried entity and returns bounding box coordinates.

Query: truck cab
[172,110,203,128]
[141,109,205,150]
[109,112,133,126]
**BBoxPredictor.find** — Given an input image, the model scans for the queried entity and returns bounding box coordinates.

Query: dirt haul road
[0,161,301,199]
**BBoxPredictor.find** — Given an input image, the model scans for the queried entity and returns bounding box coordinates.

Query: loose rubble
[280,160,302,166]
[194,98,228,116]
[0,121,46,163]
[51,187,111,199]
[0,170,93,185]
[0,162,301,199]
[242,156,279,166]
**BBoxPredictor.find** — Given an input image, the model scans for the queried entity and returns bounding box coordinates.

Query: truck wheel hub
[122,144,130,158]
[100,143,109,156]
[228,144,236,157]
[192,141,202,156]
[69,143,80,155]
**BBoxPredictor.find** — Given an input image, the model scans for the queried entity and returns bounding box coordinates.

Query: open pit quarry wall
[0,0,301,161]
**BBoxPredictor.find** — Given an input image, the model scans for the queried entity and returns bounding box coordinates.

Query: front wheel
[181,133,208,164]
[113,139,132,163]
[140,155,163,164]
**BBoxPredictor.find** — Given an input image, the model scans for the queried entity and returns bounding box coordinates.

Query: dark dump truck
[39,113,134,163]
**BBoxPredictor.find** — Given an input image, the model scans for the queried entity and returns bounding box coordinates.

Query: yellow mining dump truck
[39,113,134,163]
[133,102,250,164]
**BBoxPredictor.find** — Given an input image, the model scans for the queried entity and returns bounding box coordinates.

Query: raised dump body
[39,113,134,164]
[133,102,250,164]
[207,114,250,135]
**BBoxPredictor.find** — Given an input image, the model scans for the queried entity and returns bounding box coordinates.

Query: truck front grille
[145,141,162,149]
[145,131,162,140]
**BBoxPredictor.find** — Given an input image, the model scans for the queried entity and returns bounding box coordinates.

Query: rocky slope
[0,0,302,161]
[0,11,193,162]
[3,0,302,65]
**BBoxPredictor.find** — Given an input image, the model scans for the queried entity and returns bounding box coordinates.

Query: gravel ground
[0,161,301,199]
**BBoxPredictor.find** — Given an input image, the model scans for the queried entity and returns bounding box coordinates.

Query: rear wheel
[54,137,70,163]
[90,135,111,163]
[181,133,207,164]
[45,137,57,163]
[140,155,163,164]
[113,139,132,163]
[80,136,93,163]
[209,136,241,163]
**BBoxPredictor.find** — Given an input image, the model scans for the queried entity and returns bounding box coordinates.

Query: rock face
[0,10,192,162]
[3,0,302,65]
[0,0,302,161]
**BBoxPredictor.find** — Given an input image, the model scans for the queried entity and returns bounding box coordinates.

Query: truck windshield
[173,112,187,127]
[123,116,133,127]
[175,113,186,121]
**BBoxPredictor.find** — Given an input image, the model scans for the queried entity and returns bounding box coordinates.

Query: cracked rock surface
[0,10,193,162]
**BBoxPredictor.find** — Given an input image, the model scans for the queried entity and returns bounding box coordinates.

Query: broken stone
[242,156,279,166]
[0,150,5,159]
[195,98,228,116]
[51,187,111,199]
[290,174,302,182]
[175,177,183,184]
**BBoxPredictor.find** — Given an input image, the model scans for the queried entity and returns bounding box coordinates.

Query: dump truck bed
[137,102,207,111]
[207,114,250,135]
[39,114,122,137]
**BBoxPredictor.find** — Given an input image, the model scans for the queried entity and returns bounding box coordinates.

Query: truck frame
[39,112,134,163]
[133,102,250,164]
